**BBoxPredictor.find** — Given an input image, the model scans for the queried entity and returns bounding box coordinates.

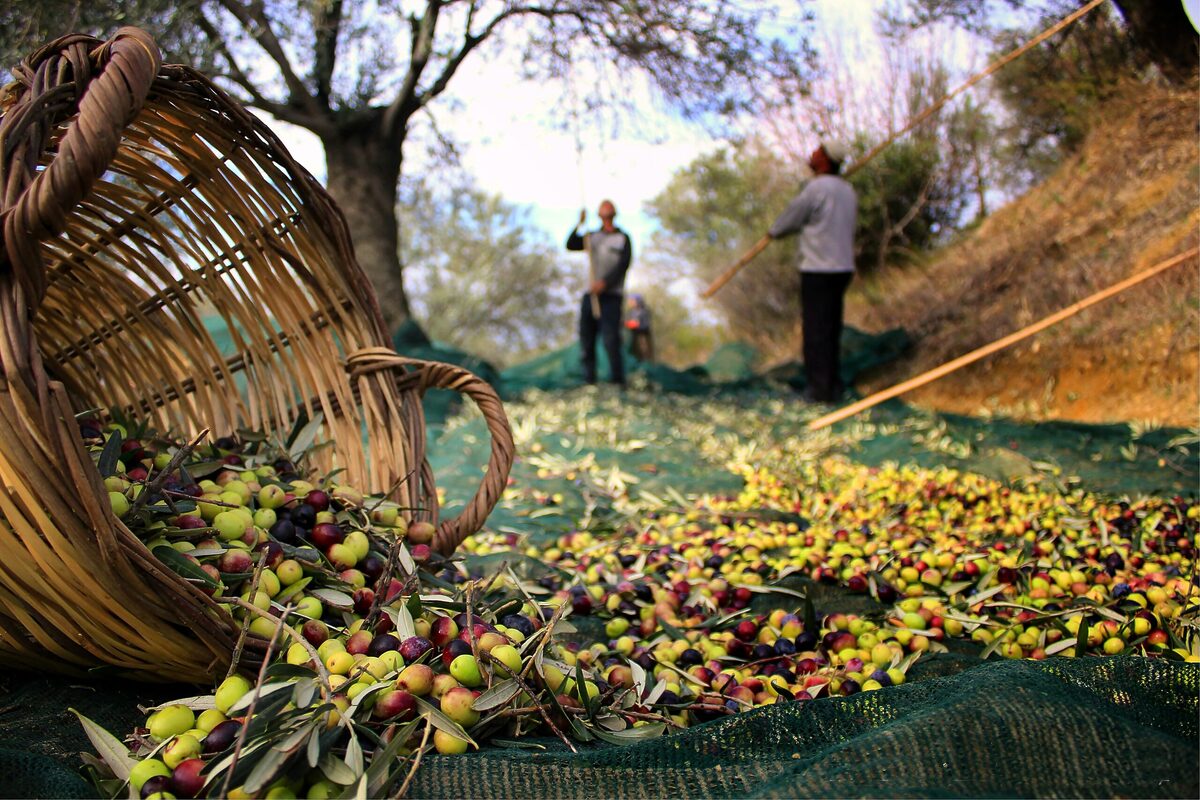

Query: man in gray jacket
[567,199,632,386]
[767,141,857,403]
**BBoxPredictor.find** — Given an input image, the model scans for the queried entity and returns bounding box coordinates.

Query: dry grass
[847,80,1199,427]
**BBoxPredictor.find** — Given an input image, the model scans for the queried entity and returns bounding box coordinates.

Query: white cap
[820,139,851,165]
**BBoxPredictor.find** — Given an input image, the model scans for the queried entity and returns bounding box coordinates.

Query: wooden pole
[806,247,1198,431]
[700,235,772,299]
[699,0,1109,301]
[584,232,601,319]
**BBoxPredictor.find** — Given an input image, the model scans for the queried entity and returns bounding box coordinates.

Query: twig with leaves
[128,429,210,517]
[219,603,294,798]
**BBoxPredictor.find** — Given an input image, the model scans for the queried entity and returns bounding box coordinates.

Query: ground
[844,81,1199,428]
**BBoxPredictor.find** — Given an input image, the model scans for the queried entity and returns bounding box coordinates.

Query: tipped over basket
[0,28,514,682]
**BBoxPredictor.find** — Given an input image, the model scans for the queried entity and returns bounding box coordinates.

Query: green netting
[0,675,181,799]
[400,322,1194,496]
[394,324,913,416]
[407,658,1198,799]
[842,402,1198,497]
[1,659,1194,799]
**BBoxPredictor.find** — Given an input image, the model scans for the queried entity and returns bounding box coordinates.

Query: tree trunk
[323,118,410,335]
[1112,0,1198,85]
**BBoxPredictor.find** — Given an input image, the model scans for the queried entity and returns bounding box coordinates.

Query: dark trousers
[630,329,654,363]
[580,293,625,385]
[801,271,853,402]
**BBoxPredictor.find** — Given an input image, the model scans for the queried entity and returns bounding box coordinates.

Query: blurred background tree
[647,144,802,358]
[399,176,573,368]
[987,6,1149,186]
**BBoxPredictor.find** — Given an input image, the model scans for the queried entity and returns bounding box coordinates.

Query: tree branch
[196,12,324,129]
[214,0,330,125]
[385,3,578,135]
[382,1,442,137]
[312,0,344,106]
[414,2,520,110]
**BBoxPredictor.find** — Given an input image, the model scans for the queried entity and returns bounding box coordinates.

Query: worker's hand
[578,209,587,226]
[590,280,606,295]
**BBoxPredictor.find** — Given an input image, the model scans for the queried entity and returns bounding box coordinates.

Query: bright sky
[263,0,881,275]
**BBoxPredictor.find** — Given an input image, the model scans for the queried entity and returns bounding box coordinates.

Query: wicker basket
[0,28,514,682]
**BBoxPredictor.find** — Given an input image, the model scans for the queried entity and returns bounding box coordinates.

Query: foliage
[647,119,972,354]
[848,133,968,272]
[987,7,1146,185]
[647,144,802,358]
[882,0,1180,187]
[0,0,209,70]
[883,0,1197,84]
[400,176,573,368]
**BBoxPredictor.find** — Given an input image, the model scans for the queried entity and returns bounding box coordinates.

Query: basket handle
[347,348,514,555]
[1,28,161,313]
[417,359,516,554]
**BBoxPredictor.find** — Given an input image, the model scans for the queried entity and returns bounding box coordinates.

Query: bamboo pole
[806,247,1198,431]
[700,235,772,299]
[584,232,601,320]
[700,0,1110,300]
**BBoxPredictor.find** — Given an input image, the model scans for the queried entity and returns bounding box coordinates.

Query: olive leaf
[1045,637,1078,656]
[152,546,218,588]
[97,431,124,478]
[413,697,478,747]
[364,718,421,795]
[629,661,648,699]
[145,695,216,711]
[228,682,293,714]
[590,722,666,745]
[319,752,358,785]
[490,739,547,750]
[394,603,417,640]
[288,413,326,460]
[344,732,364,775]
[802,595,819,635]
[71,710,138,782]
[275,577,312,603]
[244,746,292,794]
[307,725,322,768]
[309,588,354,611]
[472,679,521,712]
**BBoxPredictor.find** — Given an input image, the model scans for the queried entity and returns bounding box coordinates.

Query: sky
[262,0,882,295]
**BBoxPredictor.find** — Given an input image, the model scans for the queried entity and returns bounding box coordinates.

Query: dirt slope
[847,81,1199,428]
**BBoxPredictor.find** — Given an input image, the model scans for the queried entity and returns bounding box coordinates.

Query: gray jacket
[566,227,632,294]
[768,175,857,273]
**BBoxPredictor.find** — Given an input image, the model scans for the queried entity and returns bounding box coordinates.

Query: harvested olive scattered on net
[74,409,1198,799]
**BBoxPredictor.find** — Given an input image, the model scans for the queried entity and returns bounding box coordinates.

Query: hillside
[846,81,1199,428]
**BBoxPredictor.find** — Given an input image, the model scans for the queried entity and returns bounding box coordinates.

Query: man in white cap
[766,139,857,403]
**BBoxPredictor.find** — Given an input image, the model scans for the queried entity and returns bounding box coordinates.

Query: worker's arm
[566,208,586,251]
[768,184,816,239]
